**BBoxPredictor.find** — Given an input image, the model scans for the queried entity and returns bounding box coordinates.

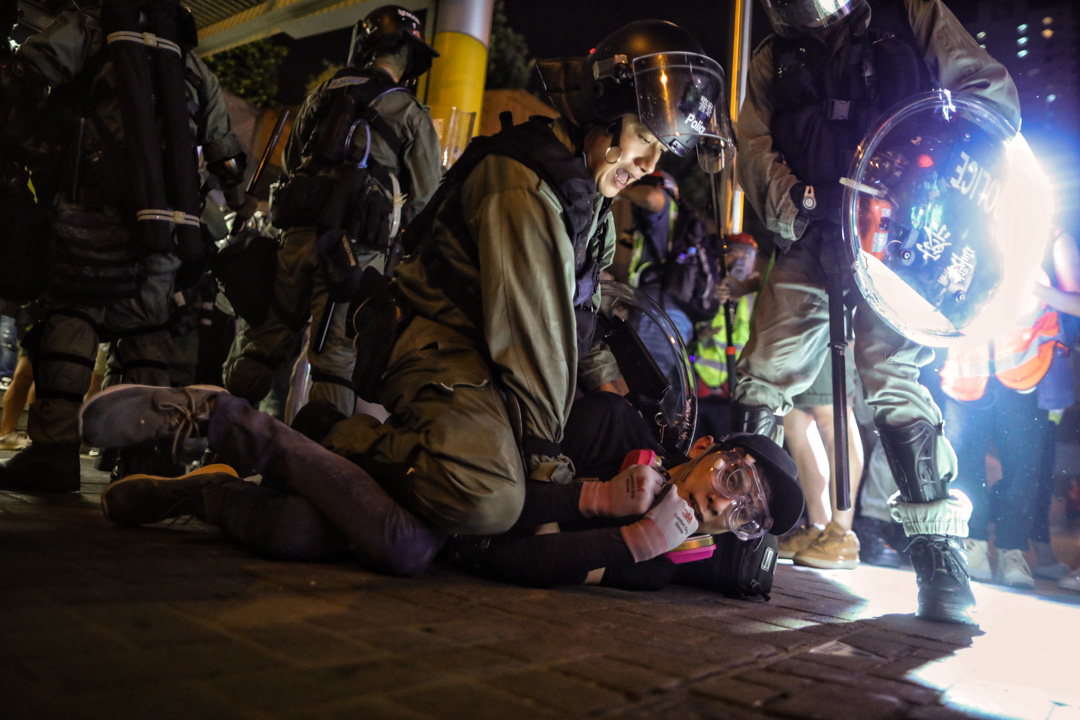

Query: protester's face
[585,114,665,198]
[674,451,738,534]
[671,437,773,536]
[725,244,757,282]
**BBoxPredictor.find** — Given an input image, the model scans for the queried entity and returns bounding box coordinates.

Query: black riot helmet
[537,20,732,161]
[757,0,869,38]
[347,5,439,82]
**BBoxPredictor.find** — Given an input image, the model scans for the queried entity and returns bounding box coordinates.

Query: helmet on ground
[757,0,869,38]
[347,5,439,81]
[537,20,732,160]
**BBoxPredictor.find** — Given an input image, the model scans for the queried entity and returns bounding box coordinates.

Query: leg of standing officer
[854,298,976,625]
[733,237,832,440]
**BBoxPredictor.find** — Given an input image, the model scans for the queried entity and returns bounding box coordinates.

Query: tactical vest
[406,114,611,359]
[768,0,932,188]
[269,68,405,237]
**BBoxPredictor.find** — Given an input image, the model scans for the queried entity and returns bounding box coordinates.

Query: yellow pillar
[425,0,492,164]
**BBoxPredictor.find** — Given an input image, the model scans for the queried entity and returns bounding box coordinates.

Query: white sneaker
[995,549,1035,590]
[1059,571,1080,593]
[0,431,30,451]
[964,538,992,582]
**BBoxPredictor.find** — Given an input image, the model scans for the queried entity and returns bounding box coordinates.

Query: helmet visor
[632,52,732,158]
[759,0,865,37]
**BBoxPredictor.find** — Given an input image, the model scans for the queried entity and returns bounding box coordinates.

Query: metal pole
[722,0,753,237]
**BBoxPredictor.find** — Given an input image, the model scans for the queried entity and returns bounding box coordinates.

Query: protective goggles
[697,445,773,541]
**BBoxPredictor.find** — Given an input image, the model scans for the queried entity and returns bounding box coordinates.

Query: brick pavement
[2,452,1079,720]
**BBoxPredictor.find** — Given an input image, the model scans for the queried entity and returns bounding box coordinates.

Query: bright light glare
[787,565,1080,718]
[960,133,1054,345]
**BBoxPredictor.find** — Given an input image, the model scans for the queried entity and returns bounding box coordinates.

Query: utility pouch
[211,231,279,326]
[269,175,335,229]
[347,266,413,402]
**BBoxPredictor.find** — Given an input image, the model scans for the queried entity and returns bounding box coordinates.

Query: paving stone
[763,682,907,720]
[283,696,431,720]
[495,667,630,715]
[553,655,682,699]
[390,680,562,720]
[212,660,444,713]
[691,673,787,709]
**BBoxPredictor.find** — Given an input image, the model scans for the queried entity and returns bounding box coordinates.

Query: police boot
[879,419,976,626]
[0,442,81,493]
[731,402,783,444]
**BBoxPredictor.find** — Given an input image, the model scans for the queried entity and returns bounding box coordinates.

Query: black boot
[878,420,976,625]
[907,534,977,626]
[0,442,81,493]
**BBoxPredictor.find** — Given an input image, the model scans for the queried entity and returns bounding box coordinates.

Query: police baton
[826,237,853,511]
[231,108,289,237]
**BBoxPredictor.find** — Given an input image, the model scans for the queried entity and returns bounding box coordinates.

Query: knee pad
[225,353,276,405]
[878,419,950,504]
[30,312,98,401]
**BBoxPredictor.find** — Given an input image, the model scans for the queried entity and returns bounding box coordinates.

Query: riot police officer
[0,0,248,492]
[223,4,442,418]
[733,0,1020,625]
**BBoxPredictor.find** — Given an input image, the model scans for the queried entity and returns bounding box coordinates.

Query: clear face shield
[632,52,734,172]
[841,91,1054,348]
[759,0,867,38]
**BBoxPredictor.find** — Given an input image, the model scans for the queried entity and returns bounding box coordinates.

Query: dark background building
[967,0,1080,234]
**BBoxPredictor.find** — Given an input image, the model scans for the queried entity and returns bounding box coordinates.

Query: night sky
[504,0,984,65]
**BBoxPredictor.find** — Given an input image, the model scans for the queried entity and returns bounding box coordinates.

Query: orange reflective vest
[940,307,1067,402]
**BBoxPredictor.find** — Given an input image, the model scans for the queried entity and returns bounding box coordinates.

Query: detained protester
[732,0,1021,625]
[0,0,248,492]
[443,391,804,592]
[80,20,731,576]
[223,5,442,418]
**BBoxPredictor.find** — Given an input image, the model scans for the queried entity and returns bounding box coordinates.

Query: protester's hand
[579,464,667,518]
[716,278,733,305]
[619,484,699,562]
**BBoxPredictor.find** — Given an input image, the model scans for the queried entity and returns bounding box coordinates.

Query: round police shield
[597,281,697,454]
[841,90,1053,347]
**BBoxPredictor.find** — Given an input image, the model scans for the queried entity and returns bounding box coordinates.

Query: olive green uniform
[324,120,621,535]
